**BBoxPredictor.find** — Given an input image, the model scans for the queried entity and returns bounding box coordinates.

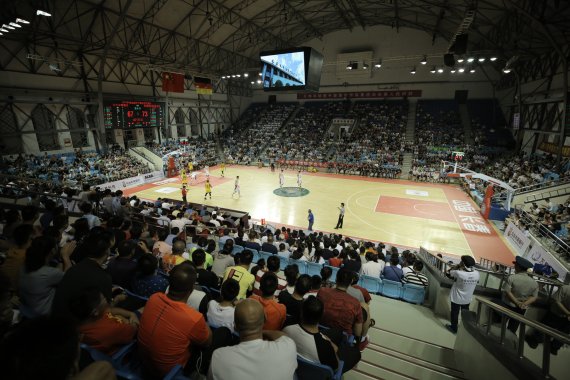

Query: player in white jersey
[279,169,285,188]
[190,171,198,182]
[297,170,302,188]
[232,176,240,198]
[204,165,210,178]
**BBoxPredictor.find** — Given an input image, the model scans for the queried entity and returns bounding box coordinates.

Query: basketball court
[124,165,516,265]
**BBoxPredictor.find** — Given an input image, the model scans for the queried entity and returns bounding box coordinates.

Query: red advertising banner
[480,184,494,219]
[297,90,422,100]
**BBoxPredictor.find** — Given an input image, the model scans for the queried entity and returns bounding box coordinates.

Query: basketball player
[190,170,198,182]
[181,185,188,203]
[297,170,302,188]
[180,168,187,184]
[232,176,240,198]
[279,169,285,188]
[204,165,210,179]
[220,162,226,177]
[188,161,193,172]
[204,179,212,200]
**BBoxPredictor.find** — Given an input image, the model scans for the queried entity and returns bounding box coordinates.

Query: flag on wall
[161,72,185,93]
[194,77,213,95]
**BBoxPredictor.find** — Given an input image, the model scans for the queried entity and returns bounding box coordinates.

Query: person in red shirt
[250,272,286,331]
[328,250,342,268]
[137,263,212,377]
[68,287,138,355]
[181,186,188,203]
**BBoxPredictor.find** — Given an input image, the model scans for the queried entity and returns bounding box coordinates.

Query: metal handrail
[475,296,570,377]
[512,178,570,196]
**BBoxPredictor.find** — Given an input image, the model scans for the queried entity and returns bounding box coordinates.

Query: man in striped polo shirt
[402,261,429,287]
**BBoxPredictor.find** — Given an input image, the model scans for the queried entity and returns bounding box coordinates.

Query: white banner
[98,175,144,192]
[141,171,164,184]
[524,244,568,281]
[504,224,531,255]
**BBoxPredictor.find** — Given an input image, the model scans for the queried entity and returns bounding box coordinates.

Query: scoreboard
[104,101,164,129]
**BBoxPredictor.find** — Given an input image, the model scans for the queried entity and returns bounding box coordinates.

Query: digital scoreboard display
[104,101,164,129]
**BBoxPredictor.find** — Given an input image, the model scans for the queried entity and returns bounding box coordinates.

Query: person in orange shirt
[69,287,138,355]
[161,240,187,274]
[250,272,286,331]
[138,263,212,377]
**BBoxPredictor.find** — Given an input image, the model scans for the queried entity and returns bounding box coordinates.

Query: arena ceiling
[0,0,569,79]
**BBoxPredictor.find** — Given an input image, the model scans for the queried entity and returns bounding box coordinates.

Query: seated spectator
[1,224,34,293]
[351,274,372,304]
[306,275,322,297]
[261,235,278,254]
[250,258,266,276]
[152,229,172,259]
[211,240,235,278]
[207,279,240,334]
[277,243,290,259]
[138,263,212,377]
[192,249,220,289]
[250,272,286,330]
[284,296,361,373]
[161,240,187,274]
[0,316,116,380]
[68,287,138,355]
[106,240,138,289]
[19,236,73,316]
[361,252,384,278]
[278,274,311,326]
[131,253,169,298]
[320,267,335,288]
[218,229,234,247]
[328,250,342,267]
[402,261,429,287]
[382,254,404,282]
[79,202,101,230]
[245,232,262,252]
[223,249,255,299]
[208,299,297,380]
[343,250,362,273]
[253,255,286,296]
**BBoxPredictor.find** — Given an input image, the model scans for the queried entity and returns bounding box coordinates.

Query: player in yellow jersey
[180,168,187,183]
[204,179,212,200]
[187,161,193,172]
[220,162,226,177]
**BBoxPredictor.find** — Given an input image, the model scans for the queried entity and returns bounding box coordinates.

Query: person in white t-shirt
[208,299,297,380]
[445,255,480,334]
[361,252,385,278]
[279,169,285,188]
[207,279,239,334]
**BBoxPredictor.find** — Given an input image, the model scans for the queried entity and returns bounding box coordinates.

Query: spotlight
[457,57,464,63]
[450,69,456,74]
[0,28,8,32]
[478,57,486,62]
[437,68,444,73]
[16,18,30,24]
[231,75,236,78]
[421,55,427,65]
[221,76,226,79]
[374,60,382,68]
[346,63,352,70]
[470,68,475,73]
[430,67,436,74]
[0,32,2,36]
[9,22,21,28]
[467,57,475,63]
[36,10,52,17]
[250,81,254,84]
[503,68,511,74]
[410,67,416,74]
[236,74,241,77]
[490,57,497,61]
[244,73,249,77]
[3,24,15,30]
[256,80,262,84]
[458,68,465,73]
[362,63,369,70]
[258,72,262,76]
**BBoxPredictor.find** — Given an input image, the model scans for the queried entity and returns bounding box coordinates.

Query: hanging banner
[297,90,422,100]
[524,243,568,281]
[504,224,531,255]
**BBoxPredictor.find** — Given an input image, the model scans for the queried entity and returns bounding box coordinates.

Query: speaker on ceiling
[444,53,455,67]
[454,34,469,55]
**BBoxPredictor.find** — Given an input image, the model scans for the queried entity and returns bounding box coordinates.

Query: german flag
[194,77,213,95]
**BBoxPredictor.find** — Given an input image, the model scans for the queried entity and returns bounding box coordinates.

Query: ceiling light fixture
[0,28,8,33]
[430,66,436,74]
[362,63,369,70]
[256,80,262,84]
[258,72,262,76]
[450,69,456,74]
[421,55,427,65]
[16,18,30,24]
[457,57,464,63]
[3,24,15,30]
[244,73,249,77]
[478,57,486,62]
[9,22,21,28]
[410,67,416,74]
[250,81,254,84]
[490,57,497,61]
[458,68,465,73]
[467,57,475,63]
[221,76,226,79]
[503,68,511,74]
[437,68,444,73]
[36,10,52,17]
[470,68,476,73]
[236,74,241,77]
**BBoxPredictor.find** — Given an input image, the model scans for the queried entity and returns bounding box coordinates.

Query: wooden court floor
[124,165,516,265]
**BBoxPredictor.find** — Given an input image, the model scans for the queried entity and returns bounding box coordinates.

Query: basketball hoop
[452,151,465,162]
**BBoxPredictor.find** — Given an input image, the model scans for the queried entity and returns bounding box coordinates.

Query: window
[66,106,89,147]
[31,104,60,151]
[0,104,22,154]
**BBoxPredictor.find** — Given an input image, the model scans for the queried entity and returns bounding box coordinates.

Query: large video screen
[104,101,164,129]
[260,50,306,89]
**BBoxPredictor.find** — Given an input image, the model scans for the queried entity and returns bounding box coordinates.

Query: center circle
[273,186,310,197]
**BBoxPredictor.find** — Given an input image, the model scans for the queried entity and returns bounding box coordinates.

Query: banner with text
[504,224,531,255]
[297,90,422,100]
[524,243,568,281]
[99,171,164,192]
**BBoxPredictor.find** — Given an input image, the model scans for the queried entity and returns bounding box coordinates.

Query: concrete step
[346,360,415,380]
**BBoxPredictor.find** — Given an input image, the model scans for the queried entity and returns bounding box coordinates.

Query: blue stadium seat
[401,283,426,304]
[296,355,344,380]
[381,279,403,299]
[290,259,308,275]
[259,251,273,262]
[249,249,259,262]
[324,265,339,283]
[80,341,135,373]
[232,245,244,255]
[306,261,323,277]
[359,275,383,295]
[278,255,290,270]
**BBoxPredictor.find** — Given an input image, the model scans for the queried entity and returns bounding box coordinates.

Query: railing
[513,178,570,196]
[525,186,570,204]
[129,147,155,170]
[474,296,570,378]
[514,207,570,262]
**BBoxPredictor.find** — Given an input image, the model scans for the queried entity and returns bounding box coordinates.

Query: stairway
[346,296,465,380]
[405,100,417,146]
[458,104,474,145]
[400,152,414,179]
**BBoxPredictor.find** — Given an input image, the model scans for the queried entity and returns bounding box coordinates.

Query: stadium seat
[324,265,339,283]
[124,289,149,302]
[401,283,426,304]
[249,249,259,262]
[278,255,290,270]
[259,251,273,262]
[290,259,308,275]
[232,245,244,255]
[381,279,403,299]
[306,261,323,277]
[359,275,383,295]
[296,355,344,380]
[80,341,135,373]
[163,365,190,380]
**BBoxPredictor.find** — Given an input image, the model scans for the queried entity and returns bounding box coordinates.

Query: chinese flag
[162,72,185,93]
